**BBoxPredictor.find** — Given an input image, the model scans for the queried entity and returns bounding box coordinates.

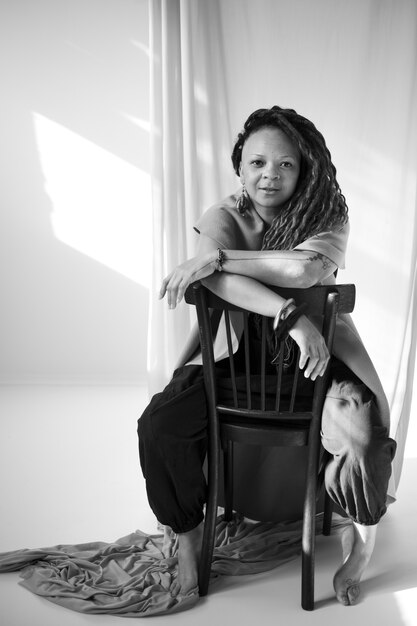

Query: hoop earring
[236,184,251,215]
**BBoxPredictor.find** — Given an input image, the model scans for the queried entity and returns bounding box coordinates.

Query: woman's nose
[263,167,280,179]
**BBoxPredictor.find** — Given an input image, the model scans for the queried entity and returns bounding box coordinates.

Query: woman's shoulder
[194,192,265,250]
[293,218,350,269]
[194,195,238,234]
[299,218,350,244]
[310,218,350,237]
[333,218,350,235]
[200,193,240,220]
[197,192,266,228]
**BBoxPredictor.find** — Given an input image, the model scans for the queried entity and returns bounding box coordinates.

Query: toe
[347,583,360,605]
[335,590,350,606]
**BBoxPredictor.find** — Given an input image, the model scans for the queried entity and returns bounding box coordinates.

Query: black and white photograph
[0,1,416,625]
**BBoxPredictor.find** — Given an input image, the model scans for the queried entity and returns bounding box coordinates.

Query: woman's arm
[159,235,336,307]
[159,242,336,306]
[217,248,337,287]
[160,235,330,380]
[202,271,330,381]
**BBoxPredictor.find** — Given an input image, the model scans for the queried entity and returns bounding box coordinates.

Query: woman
[138,106,396,606]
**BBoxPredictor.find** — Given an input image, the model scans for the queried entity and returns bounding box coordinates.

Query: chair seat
[220,419,310,447]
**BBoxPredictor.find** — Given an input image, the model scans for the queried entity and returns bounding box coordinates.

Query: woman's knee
[138,381,208,450]
[321,377,383,455]
[137,394,169,445]
[137,389,171,446]
[137,408,151,441]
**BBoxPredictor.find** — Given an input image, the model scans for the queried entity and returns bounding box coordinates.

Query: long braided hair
[231,106,348,251]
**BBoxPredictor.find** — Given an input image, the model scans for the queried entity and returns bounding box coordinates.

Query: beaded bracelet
[214,248,226,272]
[273,298,295,331]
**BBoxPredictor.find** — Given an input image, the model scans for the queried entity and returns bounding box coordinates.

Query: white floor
[0,385,416,626]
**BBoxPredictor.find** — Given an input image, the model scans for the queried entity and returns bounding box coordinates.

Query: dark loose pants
[138,366,208,533]
[138,360,396,534]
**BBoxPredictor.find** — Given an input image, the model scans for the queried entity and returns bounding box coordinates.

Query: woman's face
[239,126,301,222]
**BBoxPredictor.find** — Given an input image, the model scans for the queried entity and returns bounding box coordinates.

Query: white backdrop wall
[0,0,151,384]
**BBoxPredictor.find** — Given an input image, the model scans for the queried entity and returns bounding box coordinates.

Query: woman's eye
[280,161,292,168]
[251,160,264,167]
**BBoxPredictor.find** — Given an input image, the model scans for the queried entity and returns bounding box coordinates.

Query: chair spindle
[224,310,238,408]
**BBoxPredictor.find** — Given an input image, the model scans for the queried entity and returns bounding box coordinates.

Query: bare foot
[333,522,377,606]
[171,522,204,597]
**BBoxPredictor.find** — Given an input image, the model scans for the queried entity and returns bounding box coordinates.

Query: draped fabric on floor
[147,0,417,497]
[0,513,349,617]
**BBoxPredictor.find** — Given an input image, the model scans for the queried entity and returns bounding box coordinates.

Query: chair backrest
[185,282,355,423]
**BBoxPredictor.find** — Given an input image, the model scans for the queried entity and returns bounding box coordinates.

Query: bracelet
[274,302,308,343]
[214,248,226,272]
[273,298,295,331]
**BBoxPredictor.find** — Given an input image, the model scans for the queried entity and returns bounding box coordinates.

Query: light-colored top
[177,193,390,429]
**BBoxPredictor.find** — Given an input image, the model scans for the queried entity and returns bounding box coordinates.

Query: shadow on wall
[0,0,151,384]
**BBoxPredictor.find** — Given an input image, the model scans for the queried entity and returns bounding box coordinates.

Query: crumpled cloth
[0,512,349,617]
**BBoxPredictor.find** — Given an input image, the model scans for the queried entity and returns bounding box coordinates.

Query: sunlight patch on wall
[122,113,151,133]
[131,39,150,57]
[33,112,152,288]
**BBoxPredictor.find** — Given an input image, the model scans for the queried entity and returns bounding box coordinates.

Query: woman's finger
[167,283,180,308]
[159,273,173,299]
[302,348,319,378]
[169,271,194,307]
[165,276,180,308]
[309,344,329,380]
[317,344,330,376]
[176,278,190,306]
[317,349,330,377]
[298,346,311,370]
[299,345,318,374]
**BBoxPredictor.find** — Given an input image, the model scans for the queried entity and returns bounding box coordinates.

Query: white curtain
[148,0,417,493]
[147,0,236,394]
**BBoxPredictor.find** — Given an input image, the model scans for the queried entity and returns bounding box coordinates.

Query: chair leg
[198,499,216,596]
[223,441,234,522]
[198,419,220,597]
[301,484,316,611]
[301,419,321,611]
[322,491,333,536]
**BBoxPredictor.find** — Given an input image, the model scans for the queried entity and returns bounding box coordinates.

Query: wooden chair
[185,281,356,610]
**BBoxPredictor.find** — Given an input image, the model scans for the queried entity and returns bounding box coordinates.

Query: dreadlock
[231,106,348,251]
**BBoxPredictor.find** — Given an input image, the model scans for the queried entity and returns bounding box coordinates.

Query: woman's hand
[159,251,218,308]
[288,315,330,381]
